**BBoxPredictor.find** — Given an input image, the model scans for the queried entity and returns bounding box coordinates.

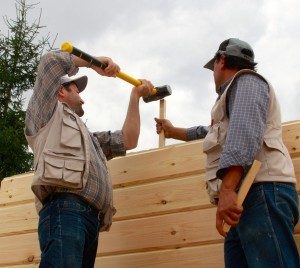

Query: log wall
[0,121,299,267]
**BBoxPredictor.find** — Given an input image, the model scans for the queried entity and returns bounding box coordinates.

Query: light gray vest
[203,70,296,204]
[26,102,91,203]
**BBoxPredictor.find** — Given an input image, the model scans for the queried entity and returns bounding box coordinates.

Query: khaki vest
[203,70,296,204]
[26,102,91,205]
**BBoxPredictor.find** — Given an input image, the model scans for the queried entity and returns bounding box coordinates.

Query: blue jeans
[225,182,299,268]
[38,193,102,268]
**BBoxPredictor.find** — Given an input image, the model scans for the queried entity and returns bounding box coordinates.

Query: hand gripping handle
[61,42,157,95]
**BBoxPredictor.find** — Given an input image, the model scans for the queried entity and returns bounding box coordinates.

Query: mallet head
[143,85,172,103]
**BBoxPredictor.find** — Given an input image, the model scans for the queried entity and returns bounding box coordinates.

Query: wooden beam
[95,243,224,268]
[158,99,166,148]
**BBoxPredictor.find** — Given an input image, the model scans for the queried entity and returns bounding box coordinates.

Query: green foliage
[0,0,54,180]
[0,109,33,178]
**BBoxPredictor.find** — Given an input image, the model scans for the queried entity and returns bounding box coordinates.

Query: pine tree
[0,0,54,180]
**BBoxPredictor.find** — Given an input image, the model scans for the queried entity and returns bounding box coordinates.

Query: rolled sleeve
[25,51,79,136]
[93,130,126,160]
[217,74,269,179]
[186,126,208,141]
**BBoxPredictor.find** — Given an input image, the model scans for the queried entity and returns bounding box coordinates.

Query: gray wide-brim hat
[204,38,256,71]
[60,75,88,92]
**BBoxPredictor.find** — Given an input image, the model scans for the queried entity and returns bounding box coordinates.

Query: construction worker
[155,38,299,267]
[25,50,153,267]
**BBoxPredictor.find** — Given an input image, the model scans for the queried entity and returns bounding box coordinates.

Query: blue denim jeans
[38,193,102,268]
[224,182,299,268]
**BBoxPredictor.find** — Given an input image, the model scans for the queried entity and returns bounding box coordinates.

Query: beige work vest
[203,70,296,204]
[26,102,91,206]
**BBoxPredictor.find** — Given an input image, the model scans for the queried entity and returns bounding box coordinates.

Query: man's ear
[58,86,66,101]
[220,55,226,69]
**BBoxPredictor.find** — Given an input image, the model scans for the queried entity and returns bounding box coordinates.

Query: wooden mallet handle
[223,160,262,233]
[159,99,166,147]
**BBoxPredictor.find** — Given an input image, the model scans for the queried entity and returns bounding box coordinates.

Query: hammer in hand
[61,42,172,103]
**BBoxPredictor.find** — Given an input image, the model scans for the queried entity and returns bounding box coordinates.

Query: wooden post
[223,160,262,233]
[159,99,166,148]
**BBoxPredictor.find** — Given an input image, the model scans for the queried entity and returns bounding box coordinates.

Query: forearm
[168,127,188,141]
[220,166,244,191]
[122,90,141,150]
[72,54,91,68]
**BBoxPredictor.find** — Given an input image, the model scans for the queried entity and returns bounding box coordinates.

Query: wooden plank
[158,99,166,148]
[223,160,261,232]
[108,121,300,187]
[100,208,223,254]
[0,173,33,206]
[3,265,38,268]
[2,233,300,267]
[96,244,224,268]
[113,174,211,220]
[0,208,222,265]
[1,121,299,206]
[0,175,210,236]
[0,203,37,237]
[0,232,40,266]
[282,120,300,157]
[108,140,206,187]
[1,157,300,236]
[2,155,300,208]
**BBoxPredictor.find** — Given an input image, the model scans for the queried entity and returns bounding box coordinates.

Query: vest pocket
[44,155,64,179]
[264,138,290,176]
[64,159,85,184]
[61,116,82,148]
[43,153,84,188]
[203,124,219,153]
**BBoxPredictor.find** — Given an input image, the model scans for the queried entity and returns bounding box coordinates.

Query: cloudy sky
[1,0,300,152]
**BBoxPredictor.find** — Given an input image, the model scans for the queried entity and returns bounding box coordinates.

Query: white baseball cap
[60,75,88,92]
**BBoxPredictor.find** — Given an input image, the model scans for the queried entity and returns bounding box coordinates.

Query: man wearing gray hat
[25,50,153,267]
[155,38,299,267]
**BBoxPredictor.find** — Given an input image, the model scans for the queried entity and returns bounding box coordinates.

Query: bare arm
[216,166,244,237]
[122,80,153,150]
[73,55,120,77]
[155,118,188,141]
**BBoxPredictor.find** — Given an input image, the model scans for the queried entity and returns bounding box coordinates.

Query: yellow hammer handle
[61,41,157,95]
[116,72,141,87]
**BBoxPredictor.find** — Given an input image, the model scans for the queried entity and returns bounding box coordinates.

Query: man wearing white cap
[25,50,153,267]
[155,38,299,267]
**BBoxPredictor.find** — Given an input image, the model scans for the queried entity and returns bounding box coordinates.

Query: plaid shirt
[186,73,269,178]
[25,51,126,211]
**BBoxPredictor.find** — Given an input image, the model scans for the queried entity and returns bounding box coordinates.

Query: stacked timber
[0,121,299,268]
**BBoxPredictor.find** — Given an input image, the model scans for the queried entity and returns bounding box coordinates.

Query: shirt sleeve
[186,126,209,141]
[217,74,269,179]
[93,130,126,160]
[25,51,78,136]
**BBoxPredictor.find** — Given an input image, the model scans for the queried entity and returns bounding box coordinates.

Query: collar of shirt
[216,76,235,100]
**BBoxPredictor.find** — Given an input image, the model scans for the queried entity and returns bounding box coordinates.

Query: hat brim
[203,57,215,71]
[74,76,88,92]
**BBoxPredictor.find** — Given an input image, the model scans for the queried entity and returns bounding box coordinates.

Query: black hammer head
[143,85,172,103]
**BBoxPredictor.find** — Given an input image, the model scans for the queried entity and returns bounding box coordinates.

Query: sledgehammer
[61,42,172,103]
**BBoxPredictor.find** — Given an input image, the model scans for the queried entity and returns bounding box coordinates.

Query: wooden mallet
[222,160,262,233]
